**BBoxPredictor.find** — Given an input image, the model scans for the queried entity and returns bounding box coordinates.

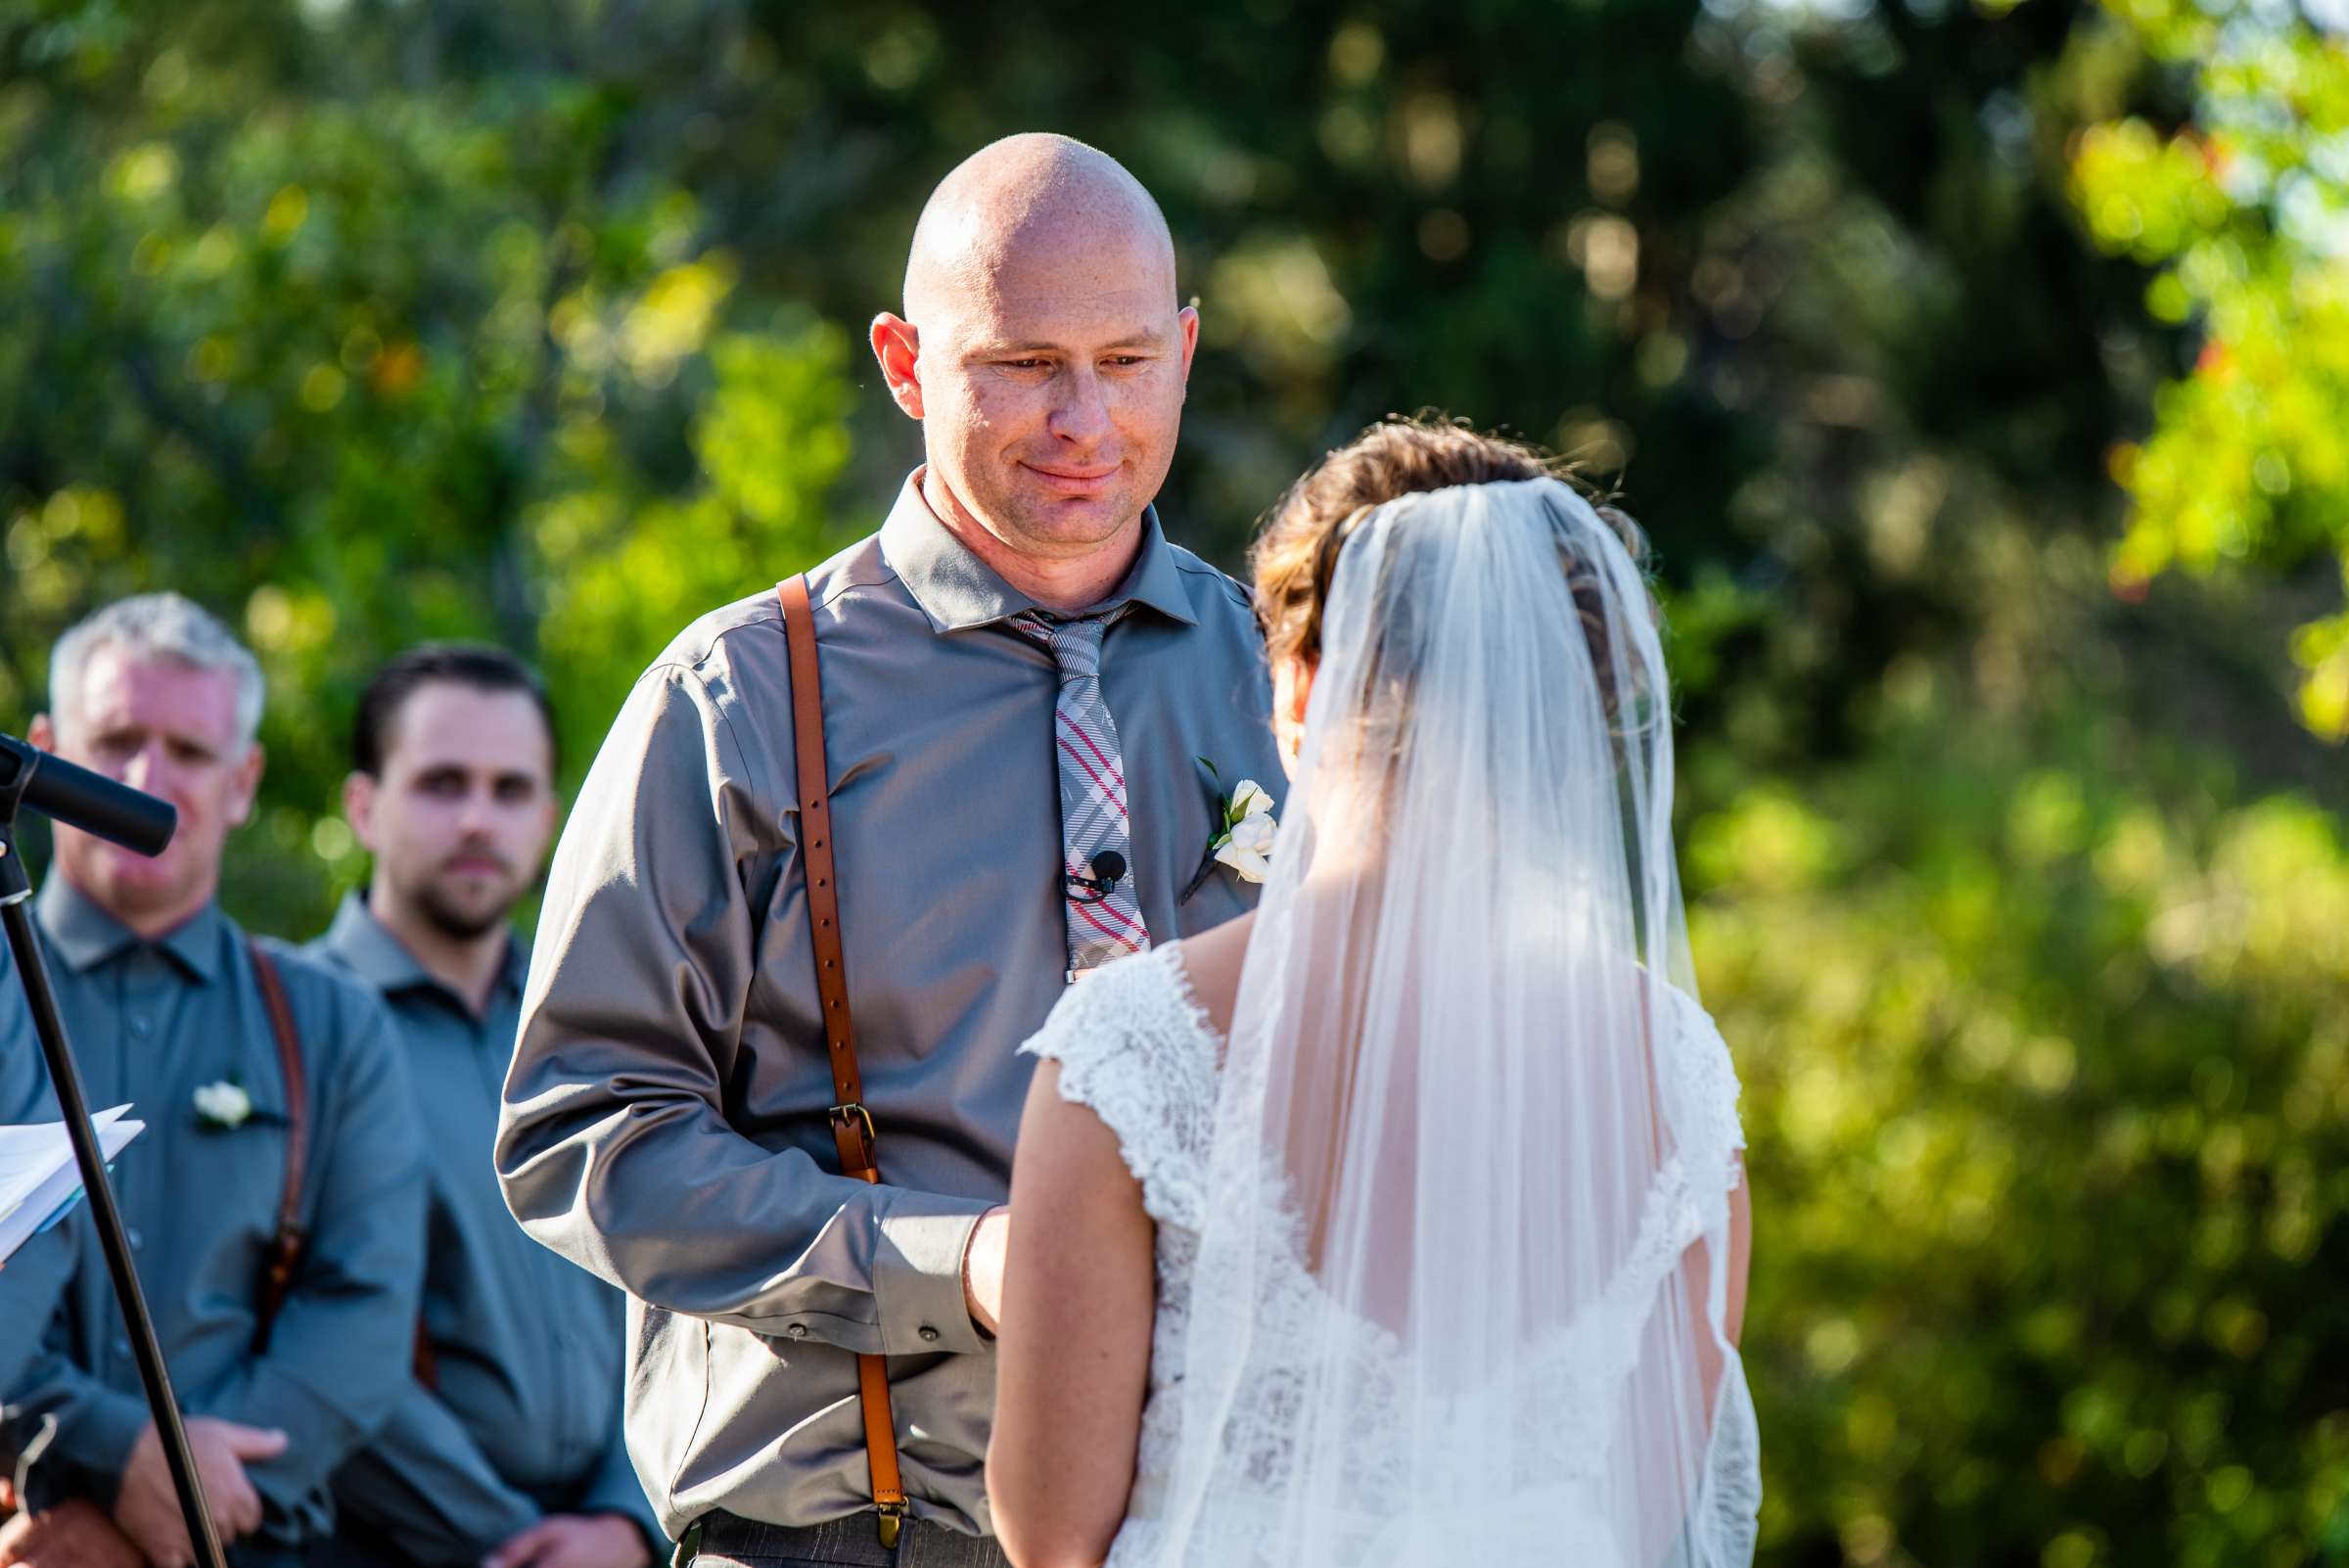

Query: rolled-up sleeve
[495,661,992,1358]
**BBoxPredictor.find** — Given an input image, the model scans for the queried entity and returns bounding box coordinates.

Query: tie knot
[1022,612,1110,679]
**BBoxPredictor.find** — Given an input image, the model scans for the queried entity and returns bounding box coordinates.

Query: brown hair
[1250,415,1651,671]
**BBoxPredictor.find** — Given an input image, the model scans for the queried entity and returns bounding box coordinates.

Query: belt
[682,1509,1011,1568]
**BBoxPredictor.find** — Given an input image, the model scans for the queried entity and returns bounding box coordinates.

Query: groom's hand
[963,1206,1010,1337]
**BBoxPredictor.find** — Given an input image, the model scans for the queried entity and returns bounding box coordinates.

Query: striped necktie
[1012,610,1150,979]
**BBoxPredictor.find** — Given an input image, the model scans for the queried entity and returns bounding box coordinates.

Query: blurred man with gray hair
[0,592,425,1568]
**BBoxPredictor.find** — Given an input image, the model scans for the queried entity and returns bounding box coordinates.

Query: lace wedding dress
[1021,939,1758,1568]
[1019,478,1761,1567]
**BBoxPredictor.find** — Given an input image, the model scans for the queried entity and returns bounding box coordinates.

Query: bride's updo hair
[1250,415,1652,678]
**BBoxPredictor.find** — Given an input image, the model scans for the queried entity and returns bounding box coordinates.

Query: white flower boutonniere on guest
[193,1079,253,1131]
[1181,761,1278,901]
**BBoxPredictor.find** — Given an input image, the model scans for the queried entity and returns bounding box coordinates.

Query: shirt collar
[35,875,226,984]
[495,924,529,996]
[319,888,526,1012]
[877,469,1201,634]
[317,889,434,992]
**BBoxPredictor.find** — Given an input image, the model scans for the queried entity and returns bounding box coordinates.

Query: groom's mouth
[1020,461,1120,496]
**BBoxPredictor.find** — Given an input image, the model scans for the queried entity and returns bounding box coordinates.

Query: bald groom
[495,135,1285,1567]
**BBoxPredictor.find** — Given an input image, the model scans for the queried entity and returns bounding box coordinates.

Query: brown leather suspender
[246,942,308,1356]
[247,945,443,1385]
[777,574,909,1549]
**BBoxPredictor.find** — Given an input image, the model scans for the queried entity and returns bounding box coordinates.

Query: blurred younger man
[309,647,658,1568]
[0,593,425,1568]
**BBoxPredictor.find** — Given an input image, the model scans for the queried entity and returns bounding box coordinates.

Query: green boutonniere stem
[1178,844,1221,904]
[1180,756,1275,903]
[1181,757,1229,904]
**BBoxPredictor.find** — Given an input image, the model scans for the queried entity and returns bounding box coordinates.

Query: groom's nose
[1046,365,1114,445]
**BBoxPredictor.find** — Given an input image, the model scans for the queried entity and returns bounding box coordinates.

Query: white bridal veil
[1146,478,1759,1567]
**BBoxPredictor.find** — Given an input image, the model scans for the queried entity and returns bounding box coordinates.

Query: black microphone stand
[0,741,229,1568]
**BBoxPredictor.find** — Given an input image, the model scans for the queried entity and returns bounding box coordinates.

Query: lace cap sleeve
[1662,983,1748,1193]
[1018,945,1217,1229]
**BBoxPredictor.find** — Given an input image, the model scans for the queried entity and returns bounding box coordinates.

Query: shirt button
[784,1323,807,1341]
[113,1337,131,1357]
[129,1017,152,1038]
[917,1325,941,1344]
[127,1227,143,1249]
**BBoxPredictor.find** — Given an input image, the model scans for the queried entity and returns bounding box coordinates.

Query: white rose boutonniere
[1215,787,1276,882]
[1181,761,1278,901]
[193,1079,253,1131]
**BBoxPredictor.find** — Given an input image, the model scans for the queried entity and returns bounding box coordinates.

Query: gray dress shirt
[0,977,70,1416]
[0,877,427,1550]
[496,474,1286,1541]
[0,972,39,1116]
[306,892,662,1564]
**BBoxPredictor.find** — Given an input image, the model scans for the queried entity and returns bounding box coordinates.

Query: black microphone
[1065,848,1127,901]
[0,733,178,857]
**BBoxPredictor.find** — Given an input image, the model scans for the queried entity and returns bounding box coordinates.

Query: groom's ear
[871,313,926,419]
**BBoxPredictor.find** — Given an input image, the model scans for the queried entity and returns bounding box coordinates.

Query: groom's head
[873,134,1199,570]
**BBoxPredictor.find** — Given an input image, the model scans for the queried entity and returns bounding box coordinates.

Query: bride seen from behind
[990,419,1760,1568]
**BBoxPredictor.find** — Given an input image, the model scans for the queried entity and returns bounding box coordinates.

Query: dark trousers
[234,1546,317,1568]
[687,1510,1010,1568]
[309,1527,421,1567]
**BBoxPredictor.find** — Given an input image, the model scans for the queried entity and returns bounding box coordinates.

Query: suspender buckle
[829,1102,879,1180]
[828,1102,876,1147]
[874,1500,907,1549]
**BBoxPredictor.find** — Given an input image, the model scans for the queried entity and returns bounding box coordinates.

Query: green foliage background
[3,1,2346,1564]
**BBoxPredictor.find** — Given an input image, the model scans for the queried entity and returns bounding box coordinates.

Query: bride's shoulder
[1018,942,1222,1073]
[1650,976,1747,1174]
[1654,973,1730,1047]
[1018,944,1225,1226]
[1168,912,1251,1041]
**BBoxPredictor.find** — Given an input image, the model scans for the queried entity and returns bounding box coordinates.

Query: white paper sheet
[0,1104,145,1264]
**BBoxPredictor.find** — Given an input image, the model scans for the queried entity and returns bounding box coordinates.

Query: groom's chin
[1012,463,1125,510]
[1004,488,1143,547]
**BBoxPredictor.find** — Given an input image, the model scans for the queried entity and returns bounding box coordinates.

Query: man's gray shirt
[0,976,69,1416]
[496,475,1286,1540]
[0,973,41,1118]
[308,893,662,1564]
[0,877,426,1545]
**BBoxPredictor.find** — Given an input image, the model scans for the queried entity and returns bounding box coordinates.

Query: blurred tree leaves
[3,3,2348,1566]
[0,0,862,913]
[1697,708,2349,1567]
[534,320,854,775]
[2070,0,2349,738]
